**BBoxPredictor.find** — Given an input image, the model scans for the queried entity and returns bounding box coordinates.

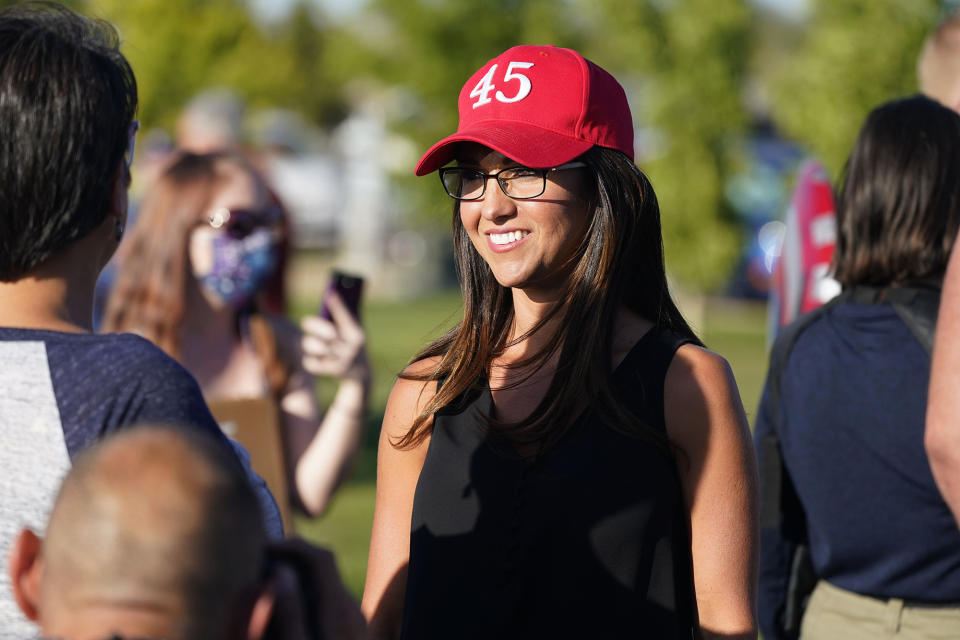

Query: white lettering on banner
[470,61,535,109]
[810,214,836,248]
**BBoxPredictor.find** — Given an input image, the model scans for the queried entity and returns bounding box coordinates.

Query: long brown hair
[102,151,289,359]
[396,147,700,452]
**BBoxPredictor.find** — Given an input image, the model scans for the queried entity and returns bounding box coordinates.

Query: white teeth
[489,230,528,245]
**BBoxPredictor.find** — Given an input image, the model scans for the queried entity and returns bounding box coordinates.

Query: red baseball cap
[414,45,635,176]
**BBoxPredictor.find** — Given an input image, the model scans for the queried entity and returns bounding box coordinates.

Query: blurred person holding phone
[363,45,758,639]
[103,151,371,518]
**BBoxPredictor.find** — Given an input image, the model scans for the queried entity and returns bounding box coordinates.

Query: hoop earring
[115,219,124,242]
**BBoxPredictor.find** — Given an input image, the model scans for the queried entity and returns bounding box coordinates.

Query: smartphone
[319,270,364,321]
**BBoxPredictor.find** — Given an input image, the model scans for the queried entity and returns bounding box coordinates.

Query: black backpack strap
[759,292,849,529]
[885,287,940,355]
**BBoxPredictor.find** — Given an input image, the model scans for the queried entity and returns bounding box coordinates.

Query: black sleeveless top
[401,327,697,639]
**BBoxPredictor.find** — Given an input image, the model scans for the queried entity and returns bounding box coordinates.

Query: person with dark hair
[361,45,759,639]
[755,94,960,639]
[0,4,281,635]
[8,425,365,640]
[103,151,370,518]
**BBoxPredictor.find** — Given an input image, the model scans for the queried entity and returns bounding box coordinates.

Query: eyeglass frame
[124,120,140,170]
[438,161,587,201]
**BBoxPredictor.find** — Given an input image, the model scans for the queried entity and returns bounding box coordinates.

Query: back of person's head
[0,1,137,282]
[10,425,268,640]
[833,94,960,287]
[918,8,960,112]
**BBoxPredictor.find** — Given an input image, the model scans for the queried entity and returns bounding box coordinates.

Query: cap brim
[414,122,595,176]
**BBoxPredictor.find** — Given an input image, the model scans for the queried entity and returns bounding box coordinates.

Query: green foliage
[582,0,753,290]
[85,0,349,132]
[760,0,940,177]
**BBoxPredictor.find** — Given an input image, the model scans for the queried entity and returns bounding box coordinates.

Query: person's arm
[279,292,371,517]
[927,236,960,527]
[664,344,759,640]
[753,375,801,640]
[361,360,436,640]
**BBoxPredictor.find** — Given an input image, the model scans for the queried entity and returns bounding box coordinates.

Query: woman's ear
[9,528,44,622]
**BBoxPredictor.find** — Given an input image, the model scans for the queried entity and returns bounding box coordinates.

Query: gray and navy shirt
[0,327,282,638]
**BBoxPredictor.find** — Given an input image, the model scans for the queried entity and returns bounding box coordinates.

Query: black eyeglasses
[438,162,586,201]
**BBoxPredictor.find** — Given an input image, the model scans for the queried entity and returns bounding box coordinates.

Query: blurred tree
[759,0,940,177]
[85,0,349,134]
[583,0,754,291]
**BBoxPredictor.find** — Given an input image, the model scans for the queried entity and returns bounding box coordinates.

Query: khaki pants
[800,580,960,640]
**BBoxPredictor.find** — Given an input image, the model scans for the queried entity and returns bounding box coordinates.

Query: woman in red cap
[363,45,758,639]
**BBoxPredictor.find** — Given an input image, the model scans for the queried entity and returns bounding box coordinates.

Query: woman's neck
[181,278,238,339]
[509,287,563,340]
[178,286,249,393]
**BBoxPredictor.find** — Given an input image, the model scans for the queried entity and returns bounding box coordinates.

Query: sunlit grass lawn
[293,290,771,599]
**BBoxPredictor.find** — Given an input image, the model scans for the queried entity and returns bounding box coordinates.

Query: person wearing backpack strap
[754,95,960,640]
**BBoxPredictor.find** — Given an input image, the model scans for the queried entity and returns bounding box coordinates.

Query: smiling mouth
[489,230,529,246]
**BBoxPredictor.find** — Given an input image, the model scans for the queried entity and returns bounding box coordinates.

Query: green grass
[292,290,771,600]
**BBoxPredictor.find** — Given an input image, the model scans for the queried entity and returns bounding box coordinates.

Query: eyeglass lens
[442,167,545,200]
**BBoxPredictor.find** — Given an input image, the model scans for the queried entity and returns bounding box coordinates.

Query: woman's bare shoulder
[664,343,748,456]
[382,356,442,440]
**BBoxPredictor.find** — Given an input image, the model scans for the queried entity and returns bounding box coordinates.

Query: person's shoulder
[667,343,737,397]
[382,357,441,441]
[395,356,441,402]
[664,344,739,427]
[664,343,749,462]
[97,332,195,380]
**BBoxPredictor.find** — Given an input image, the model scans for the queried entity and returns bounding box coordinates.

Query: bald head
[919,9,960,112]
[37,426,267,639]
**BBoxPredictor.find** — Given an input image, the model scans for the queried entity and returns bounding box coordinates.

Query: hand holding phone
[302,270,369,380]
[319,270,364,322]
